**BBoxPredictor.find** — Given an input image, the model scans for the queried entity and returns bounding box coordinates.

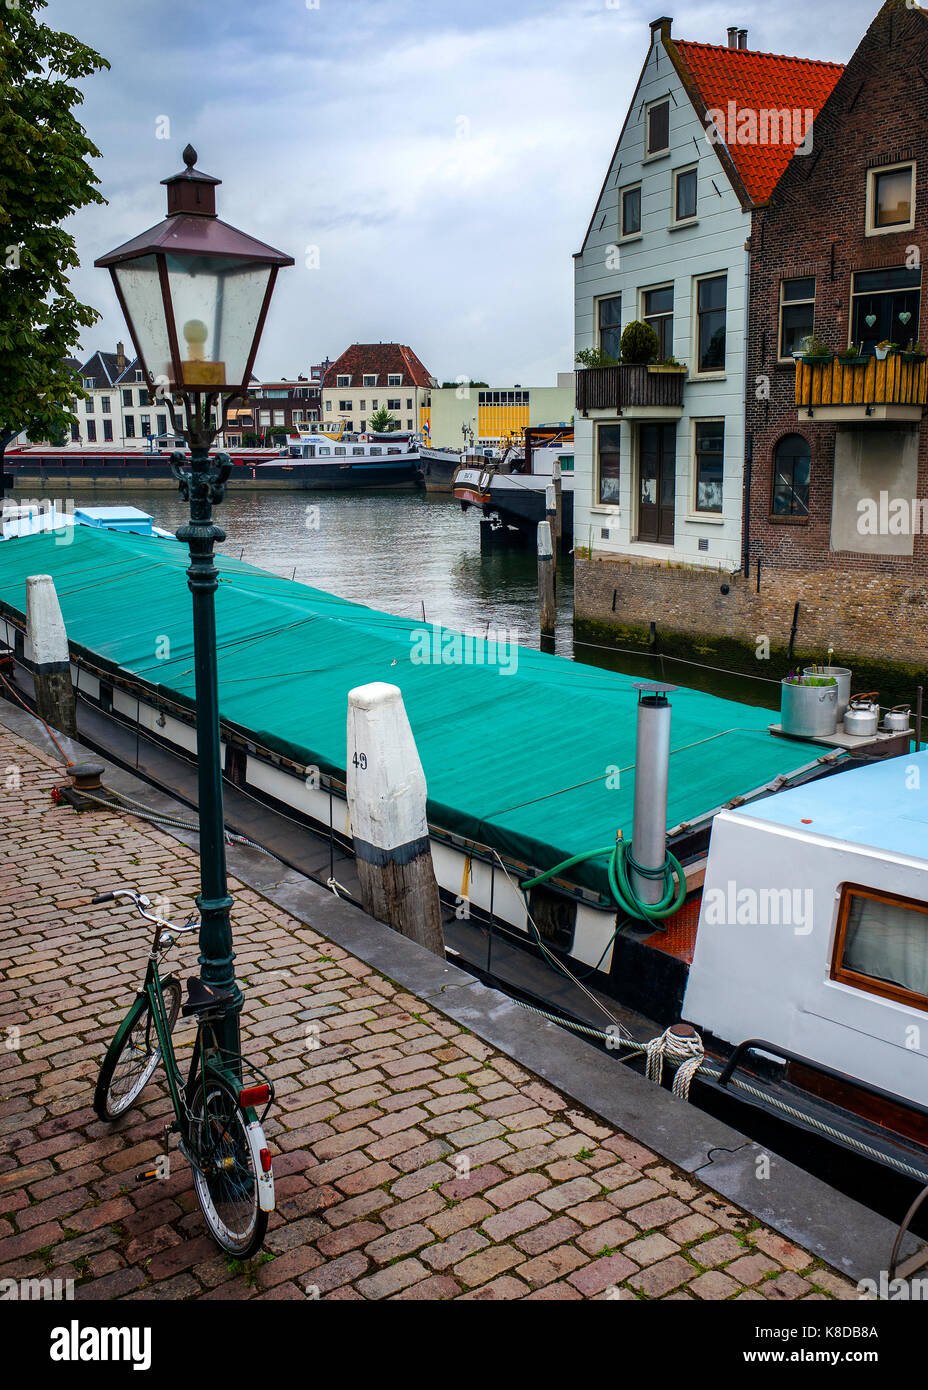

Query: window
[406,398,412,409]
[140,415,151,436]
[866,163,915,236]
[693,420,723,513]
[325,400,332,411]
[100,395,111,415]
[337,374,350,386]
[135,370,143,382]
[621,185,641,238]
[388,373,402,386]
[598,296,622,360]
[86,420,97,442]
[363,374,376,386]
[70,423,80,442]
[360,421,366,432]
[372,398,379,408]
[779,278,816,359]
[407,419,413,430]
[646,99,670,156]
[352,447,365,456]
[259,410,271,426]
[673,167,697,223]
[335,447,346,455]
[83,377,93,390]
[85,397,94,413]
[122,389,133,407]
[360,400,366,411]
[273,411,285,425]
[772,434,810,517]
[851,266,921,353]
[696,274,727,372]
[833,885,928,1010]
[387,398,401,410]
[125,417,135,439]
[156,414,167,436]
[338,400,352,411]
[643,286,673,359]
[597,424,622,505]
[103,419,113,442]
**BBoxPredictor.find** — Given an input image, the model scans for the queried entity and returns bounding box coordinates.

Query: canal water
[33,485,779,711]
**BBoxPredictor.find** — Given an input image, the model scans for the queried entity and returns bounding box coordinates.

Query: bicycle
[92,887,275,1257]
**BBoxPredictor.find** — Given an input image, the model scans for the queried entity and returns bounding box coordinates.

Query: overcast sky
[46,0,881,385]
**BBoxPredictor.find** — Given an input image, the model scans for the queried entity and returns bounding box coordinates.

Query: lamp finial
[182,144,198,170]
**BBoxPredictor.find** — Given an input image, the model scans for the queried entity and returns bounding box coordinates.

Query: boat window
[318,447,331,456]
[335,447,346,455]
[832,884,928,1011]
[352,447,365,455]
[370,447,382,456]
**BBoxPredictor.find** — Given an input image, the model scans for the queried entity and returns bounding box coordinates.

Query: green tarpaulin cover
[0,527,824,899]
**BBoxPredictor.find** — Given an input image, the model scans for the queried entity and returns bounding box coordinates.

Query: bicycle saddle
[182,976,235,1017]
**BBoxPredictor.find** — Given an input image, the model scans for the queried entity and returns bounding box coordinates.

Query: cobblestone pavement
[0,726,861,1301]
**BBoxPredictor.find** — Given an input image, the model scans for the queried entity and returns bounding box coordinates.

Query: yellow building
[424,374,575,449]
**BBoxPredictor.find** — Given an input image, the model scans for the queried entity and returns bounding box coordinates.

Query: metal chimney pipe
[737,28,748,49]
[727,26,738,48]
[630,684,675,905]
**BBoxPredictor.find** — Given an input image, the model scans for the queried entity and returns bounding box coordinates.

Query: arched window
[772,435,811,517]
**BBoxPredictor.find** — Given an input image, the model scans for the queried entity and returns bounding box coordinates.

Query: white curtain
[844,894,928,998]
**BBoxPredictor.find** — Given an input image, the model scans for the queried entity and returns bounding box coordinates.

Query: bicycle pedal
[136,1167,161,1183]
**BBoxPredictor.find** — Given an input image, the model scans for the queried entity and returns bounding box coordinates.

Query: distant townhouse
[743,0,928,678]
[322,344,435,435]
[572,17,840,640]
[227,368,327,445]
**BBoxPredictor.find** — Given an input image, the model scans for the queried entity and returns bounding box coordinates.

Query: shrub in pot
[620,320,660,366]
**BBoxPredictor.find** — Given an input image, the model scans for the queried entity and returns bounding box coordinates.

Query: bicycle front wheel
[188,1072,267,1257]
[93,976,181,1121]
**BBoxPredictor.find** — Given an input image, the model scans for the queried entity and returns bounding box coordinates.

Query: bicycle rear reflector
[260,1148,272,1173]
[240,1084,270,1108]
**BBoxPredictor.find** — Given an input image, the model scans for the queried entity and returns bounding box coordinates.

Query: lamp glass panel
[112,255,174,386]
[165,254,272,389]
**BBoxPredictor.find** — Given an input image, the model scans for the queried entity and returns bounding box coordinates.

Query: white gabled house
[572,16,841,583]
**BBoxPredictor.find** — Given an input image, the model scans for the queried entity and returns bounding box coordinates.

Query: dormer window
[363,374,377,386]
[135,369,143,382]
[646,99,670,157]
[337,374,351,387]
[388,373,402,386]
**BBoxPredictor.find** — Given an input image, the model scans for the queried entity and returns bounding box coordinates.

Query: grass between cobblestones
[0,726,862,1301]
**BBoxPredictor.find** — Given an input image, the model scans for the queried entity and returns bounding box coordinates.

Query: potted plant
[575,346,620,369]
[791,334,812,361]
[838,342,867,365]
[874,340,896,360]
[780,672,839,738]
[620,320,660,366]
[901,340,926,362]
[804,335,832,363]
[648,354,688,374]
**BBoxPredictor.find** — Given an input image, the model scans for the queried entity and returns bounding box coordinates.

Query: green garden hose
[521,836,686,928]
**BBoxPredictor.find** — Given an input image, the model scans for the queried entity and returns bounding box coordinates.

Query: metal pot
[883,705,911,733]
[803,666,852,721]
[780,677,839,738]
[843,693,880,737]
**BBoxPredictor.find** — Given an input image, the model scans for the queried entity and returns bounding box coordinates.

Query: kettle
[843,693,880,737]
[883,705,911,733]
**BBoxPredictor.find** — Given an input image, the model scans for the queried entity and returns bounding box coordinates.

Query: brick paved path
[0,726,860,1300]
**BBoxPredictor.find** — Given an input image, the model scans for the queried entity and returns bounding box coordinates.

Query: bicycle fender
[244,1119,275,1212]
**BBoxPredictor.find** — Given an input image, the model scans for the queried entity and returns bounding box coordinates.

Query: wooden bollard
[537,521,556,639]
[552,457,563,553]
[26,574,76,738]
[546,484,558,561]
[346,682,445,957]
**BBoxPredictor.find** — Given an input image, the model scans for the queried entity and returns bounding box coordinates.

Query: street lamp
[96,147,294,1073]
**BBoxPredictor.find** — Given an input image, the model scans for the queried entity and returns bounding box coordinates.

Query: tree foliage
[0,0,108,453]
[369,405,397,432]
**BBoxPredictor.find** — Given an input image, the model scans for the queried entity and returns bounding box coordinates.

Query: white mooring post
[552,457,563,554]
[26,574,77,738]
[545,483,558,559]
[630,684,674,905]
[537,520,556,639]
[346,682,445,957]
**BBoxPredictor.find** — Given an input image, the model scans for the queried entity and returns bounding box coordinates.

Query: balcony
[575,364,685,418]
[795,354,928,423]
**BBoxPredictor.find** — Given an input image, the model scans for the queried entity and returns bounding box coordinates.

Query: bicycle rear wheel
[93,976,181,1121]
[188,1071,267,1257]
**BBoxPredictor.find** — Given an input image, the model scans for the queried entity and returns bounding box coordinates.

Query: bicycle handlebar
[91,887,199,935]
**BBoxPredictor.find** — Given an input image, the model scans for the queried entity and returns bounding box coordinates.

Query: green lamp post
[95,147,294,1072]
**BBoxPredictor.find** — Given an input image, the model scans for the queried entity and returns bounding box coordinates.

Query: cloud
[44,0,877,384]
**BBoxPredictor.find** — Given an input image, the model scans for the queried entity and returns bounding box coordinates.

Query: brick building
[321,343,435,435]
[744,0,928,674]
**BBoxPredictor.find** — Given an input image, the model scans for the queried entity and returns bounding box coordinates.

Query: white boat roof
[741,750,928,861]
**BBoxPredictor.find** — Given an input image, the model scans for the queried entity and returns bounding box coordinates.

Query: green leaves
[0,0,108,451]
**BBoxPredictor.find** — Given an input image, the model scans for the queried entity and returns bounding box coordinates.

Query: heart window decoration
[899,311,913,325]
[865,314,877,327]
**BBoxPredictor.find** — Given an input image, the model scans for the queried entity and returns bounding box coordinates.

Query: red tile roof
[324,343,433,389]
[672,41,844,203]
